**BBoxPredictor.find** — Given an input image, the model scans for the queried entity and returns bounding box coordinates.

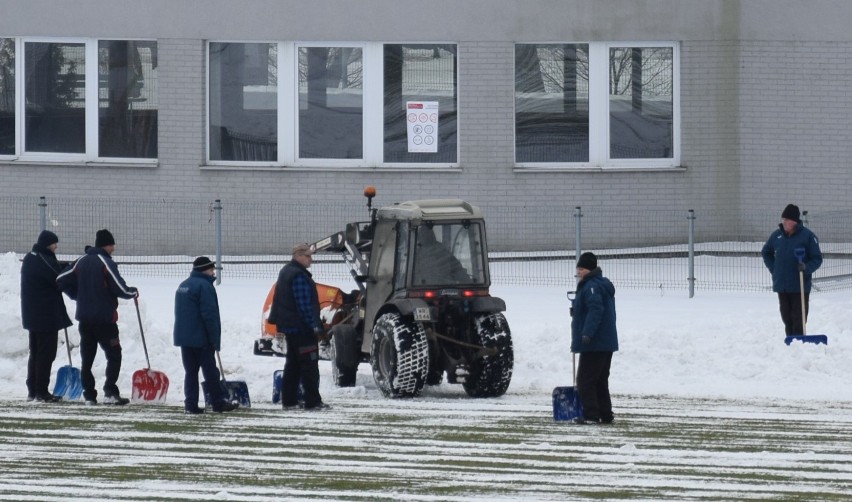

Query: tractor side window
[394,222,409,291]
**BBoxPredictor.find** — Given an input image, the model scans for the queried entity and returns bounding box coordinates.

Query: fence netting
[2,196,849,294]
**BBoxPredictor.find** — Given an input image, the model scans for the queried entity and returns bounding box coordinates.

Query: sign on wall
[406,101,439,153]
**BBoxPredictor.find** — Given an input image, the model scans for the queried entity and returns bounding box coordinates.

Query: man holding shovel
[57,229,138,406]
[570,252,618,425]
[761,204,823,338]
[173,257,238,415]
[21,230,73,402]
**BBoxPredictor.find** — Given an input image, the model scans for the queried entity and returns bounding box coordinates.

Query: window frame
[7,37,159,164]
[514,41,680,170]
[205,41,459,169]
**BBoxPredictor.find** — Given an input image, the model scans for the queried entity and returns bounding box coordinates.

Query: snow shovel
[271,370,304,404]
[552,352,583,421]
[203,351,251,408]
[52,328,83,400]
[130,297,170,403]
[785,248,828,346]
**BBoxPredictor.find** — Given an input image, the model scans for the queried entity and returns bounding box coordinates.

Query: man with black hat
[570,252,618,425]
[267,242,329,411]
[173,257,238,414]
[21,230,73,402]
[761,204,823,337]
[57,229,138,405]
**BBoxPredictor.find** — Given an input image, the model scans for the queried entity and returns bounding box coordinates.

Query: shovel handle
[63,328,73,366]
[134,297,152,370]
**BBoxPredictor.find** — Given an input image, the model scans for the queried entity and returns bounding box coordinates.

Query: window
[609,47,673,159]
[25,41,86,153]
[0,38,14,156]
[515,42,678,168]
[207,42,458,167]
[298,46,362,159]
[98,41,158,159]
[515,44,589,163]
[383,44,457,163]
[208,42,277,162]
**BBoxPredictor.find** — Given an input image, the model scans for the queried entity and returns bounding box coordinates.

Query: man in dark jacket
[173,257,238,414]
[570,252,618,425]
[761,204,823,337]
[268,242,329,410]
[21,230,73,402]
[57,229,137,406]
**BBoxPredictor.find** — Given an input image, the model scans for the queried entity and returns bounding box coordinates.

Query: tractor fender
[385,298,433,322]
[470,296,506,313]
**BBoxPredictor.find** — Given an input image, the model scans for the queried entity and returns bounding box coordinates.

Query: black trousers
[79,322,122,401]
[27,330,58,397]
[282,331,322,408]
[576,351,614,422]
[180,346,223,410]
[778,292,809,336]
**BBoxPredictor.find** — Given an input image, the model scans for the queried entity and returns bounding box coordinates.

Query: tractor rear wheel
[463,313,513,398]
[370,313,429,397]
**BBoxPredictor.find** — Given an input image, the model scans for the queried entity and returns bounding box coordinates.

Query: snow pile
[1,251,850,404]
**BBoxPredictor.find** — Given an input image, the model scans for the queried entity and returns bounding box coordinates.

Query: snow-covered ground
[1,251,849,404]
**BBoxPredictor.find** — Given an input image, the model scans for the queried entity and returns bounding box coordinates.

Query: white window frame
[11,37,157,164]
[206,41,459,169]
[515,41,680,170]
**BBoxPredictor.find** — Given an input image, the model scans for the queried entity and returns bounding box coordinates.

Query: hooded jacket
[173,270,221,350]
[21,243,73,332]
[570,267,618,353]
[761,221,822,294]
[57,246,136,324]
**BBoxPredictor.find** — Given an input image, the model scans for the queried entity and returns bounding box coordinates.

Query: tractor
[255,187,513,398]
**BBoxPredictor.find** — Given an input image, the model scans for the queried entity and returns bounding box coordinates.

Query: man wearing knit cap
[173,257,238,414]
[570,252,618,425]
[57,229,138,405]
[21,230,73,402]
[761,204,823,337]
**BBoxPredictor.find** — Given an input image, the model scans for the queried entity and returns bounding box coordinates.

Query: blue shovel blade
[202,380,252,408]
[553,386,583,421]
[272,370,304,404]
[784,334,828,346]
[53,365,83,400]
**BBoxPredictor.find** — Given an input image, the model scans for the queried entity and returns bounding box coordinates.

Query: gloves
[128,286,139,299]
[582,335,591,345]
[797,262,806,272]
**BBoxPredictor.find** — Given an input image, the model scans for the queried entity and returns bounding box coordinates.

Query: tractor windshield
[411,222,487,286]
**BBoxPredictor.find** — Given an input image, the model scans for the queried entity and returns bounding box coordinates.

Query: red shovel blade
[131,368,170,403]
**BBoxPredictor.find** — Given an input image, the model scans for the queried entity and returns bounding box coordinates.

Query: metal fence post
[687,209,696,298]
[38,196,47,232]
[574,206,583,265]
[214,199,223,285]
[802,209,809,227]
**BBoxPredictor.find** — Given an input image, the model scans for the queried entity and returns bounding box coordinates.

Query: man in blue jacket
[173,257,237,414]
[761,204,823,337]
[570,252,618,425]
[268,242,329,411]
[57,229,137,406]
[21,230,73,402]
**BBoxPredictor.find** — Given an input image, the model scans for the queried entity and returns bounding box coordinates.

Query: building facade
[1,0,850,254]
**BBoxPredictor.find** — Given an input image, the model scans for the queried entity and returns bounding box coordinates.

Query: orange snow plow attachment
[256,282,345,355]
